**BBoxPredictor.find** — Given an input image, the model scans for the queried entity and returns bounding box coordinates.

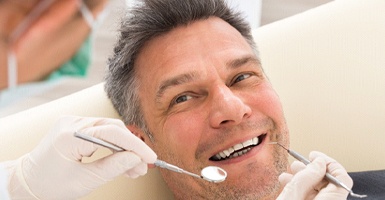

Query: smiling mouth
[209,134,266,161]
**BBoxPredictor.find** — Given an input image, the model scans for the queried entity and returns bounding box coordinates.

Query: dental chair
[1,0,384,199]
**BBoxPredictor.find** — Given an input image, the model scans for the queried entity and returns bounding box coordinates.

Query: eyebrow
[156,72,199,102]
[155,55,260,102]
[226,55,260,70]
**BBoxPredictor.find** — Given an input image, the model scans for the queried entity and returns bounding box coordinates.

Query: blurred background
[0,0,332,117]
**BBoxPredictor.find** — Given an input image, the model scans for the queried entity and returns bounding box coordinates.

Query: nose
[208,86,252,128]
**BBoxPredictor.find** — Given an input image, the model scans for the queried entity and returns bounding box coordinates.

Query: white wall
[225,0,262,29]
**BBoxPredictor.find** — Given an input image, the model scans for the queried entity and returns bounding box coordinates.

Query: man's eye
[174,94,192,104]
[233,73,251,84]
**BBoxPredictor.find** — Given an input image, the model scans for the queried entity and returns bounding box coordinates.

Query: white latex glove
[277,151,353,200]
[5,116,157,200]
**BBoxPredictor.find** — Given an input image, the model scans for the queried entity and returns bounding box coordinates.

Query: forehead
[134,17,254,94]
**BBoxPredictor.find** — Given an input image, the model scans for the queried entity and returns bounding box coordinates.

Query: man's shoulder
[348,169,385,200]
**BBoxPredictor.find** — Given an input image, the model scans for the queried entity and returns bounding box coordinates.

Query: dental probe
[270,142,367,198]
[74,132,227,183]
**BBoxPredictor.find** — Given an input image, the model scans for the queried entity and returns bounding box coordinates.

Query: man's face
[133,17,289,199]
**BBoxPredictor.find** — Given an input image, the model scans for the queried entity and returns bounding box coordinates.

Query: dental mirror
[74,132,227,183]
[201,165,227,183]
[154,159,227,183]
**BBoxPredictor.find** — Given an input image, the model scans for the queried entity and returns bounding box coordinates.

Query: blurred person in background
[0,0,109,90]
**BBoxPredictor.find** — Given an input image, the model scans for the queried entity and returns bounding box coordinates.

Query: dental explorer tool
[74,132,227,183]
[270,142,367,198]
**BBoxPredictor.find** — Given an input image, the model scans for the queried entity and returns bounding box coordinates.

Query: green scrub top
[45,37,92,80]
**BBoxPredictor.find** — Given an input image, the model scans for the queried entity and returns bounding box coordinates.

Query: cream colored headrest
[254,0,385,171]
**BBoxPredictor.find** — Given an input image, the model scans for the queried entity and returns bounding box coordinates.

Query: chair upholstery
[252,0,385,172]
[1,0,384,199]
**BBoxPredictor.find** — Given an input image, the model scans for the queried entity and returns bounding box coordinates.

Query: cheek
[255,88,289,142]
[263,92,284,116]
[162,112,203,152]
[252,86,284,119]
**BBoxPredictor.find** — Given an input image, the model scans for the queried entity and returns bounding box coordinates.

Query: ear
[127,125,157,169]
[127,125,147,142]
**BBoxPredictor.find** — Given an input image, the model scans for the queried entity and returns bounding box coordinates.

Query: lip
[208,133,268,165]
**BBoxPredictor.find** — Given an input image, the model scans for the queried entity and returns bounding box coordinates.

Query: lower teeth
[228,147,252,159]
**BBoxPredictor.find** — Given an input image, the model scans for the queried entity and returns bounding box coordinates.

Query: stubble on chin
[183,146,288,200]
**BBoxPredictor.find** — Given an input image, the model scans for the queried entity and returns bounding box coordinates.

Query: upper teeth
[213,136,259,160]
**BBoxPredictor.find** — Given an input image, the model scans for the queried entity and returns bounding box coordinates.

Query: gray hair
[104,0,258,138]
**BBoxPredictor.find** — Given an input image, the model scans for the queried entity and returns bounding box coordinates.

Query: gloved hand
[5,116,157,200]
[277,151,353,200]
